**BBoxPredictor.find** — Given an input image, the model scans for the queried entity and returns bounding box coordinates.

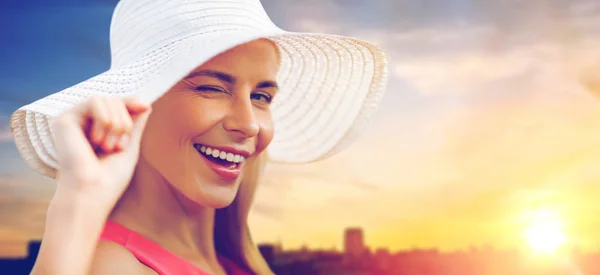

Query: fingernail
[118,134,129,149]
[135,97,149,107]
[93,124,104,142]
[105,135,117,150]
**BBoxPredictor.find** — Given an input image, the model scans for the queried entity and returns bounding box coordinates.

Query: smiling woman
[8,0,388,274]
[133,39,280,210]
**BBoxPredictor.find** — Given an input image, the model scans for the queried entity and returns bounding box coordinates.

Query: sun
[523,210,567,254]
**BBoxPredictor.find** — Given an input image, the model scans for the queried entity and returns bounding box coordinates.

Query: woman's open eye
[251,92,273,103]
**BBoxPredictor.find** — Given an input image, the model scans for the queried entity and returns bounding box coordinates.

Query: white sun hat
[10,0,389,179]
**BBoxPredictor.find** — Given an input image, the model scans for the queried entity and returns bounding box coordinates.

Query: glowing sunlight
[523,209,567,254]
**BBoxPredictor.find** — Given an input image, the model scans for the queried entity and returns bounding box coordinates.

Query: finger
[123,97,151,115]
[116,134,130,151]
[127,108,152,150]
[118,100,135,134]
[101,98,127,152]
[103,108,151,173]
[114,101,134,151]
[89,97,112,147]
[124,97,152,150]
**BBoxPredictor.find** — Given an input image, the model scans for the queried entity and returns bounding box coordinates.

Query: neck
[109,157,223,273]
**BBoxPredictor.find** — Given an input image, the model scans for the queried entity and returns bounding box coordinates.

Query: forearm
[31,188,110,275]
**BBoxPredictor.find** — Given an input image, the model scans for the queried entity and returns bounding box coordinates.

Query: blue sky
[2,0,600,256]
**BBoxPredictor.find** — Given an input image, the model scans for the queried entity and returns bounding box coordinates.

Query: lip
[194,144,249,182]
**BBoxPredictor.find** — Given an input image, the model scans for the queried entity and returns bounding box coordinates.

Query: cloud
[263,0,600,98]
[260,0,600,111]
[265,0,599,36]
[426,93,600,223]
[292,18,344,34]
[394,49,536,95]
[390,25,600,97]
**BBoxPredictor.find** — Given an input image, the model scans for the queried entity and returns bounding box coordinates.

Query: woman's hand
[51,96,152,209]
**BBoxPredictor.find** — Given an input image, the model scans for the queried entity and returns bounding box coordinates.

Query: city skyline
[3,225,597,260]
[7,234,600,275]
[2,0,600,259]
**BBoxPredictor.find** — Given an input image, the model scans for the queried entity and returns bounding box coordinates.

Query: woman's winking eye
[195,85,228,94]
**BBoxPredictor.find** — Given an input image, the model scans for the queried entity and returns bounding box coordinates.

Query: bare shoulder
[90,241,157,275]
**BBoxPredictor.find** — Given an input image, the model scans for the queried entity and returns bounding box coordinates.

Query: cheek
[156,98,225,139]
[140,102,202,163]
[256,113,275,153]
[146,111,185,144]
[140,113,184,168]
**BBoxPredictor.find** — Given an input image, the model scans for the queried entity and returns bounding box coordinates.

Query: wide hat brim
[10,28,388,179]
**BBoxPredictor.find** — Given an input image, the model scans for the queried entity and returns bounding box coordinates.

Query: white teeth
[196,144,246,164]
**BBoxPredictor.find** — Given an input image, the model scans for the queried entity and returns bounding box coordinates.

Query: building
[258,244,276,265]
[344,228,365,258]
[0,240,41,274]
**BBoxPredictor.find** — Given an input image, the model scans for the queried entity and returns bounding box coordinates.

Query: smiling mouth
[193,144,245,169]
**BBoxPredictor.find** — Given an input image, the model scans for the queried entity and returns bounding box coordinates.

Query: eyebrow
[256,80,278,90]
[185,70,235,84]
[185,69,278,90]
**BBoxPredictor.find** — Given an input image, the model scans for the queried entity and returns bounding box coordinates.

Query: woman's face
[140,39,279,208]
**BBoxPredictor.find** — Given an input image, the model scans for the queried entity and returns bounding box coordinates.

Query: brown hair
[214,151,274,274]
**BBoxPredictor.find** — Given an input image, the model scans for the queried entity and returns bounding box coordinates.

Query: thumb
[123,96,151,114]
[127,108,152,151]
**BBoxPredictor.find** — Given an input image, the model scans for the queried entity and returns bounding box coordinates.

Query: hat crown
[109,0,278,67]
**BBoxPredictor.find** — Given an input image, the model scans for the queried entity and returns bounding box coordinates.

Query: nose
[222,96,260,139]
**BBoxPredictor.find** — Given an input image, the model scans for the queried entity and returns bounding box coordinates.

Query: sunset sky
[2,0,600,257]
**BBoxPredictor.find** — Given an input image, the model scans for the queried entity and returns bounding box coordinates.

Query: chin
[191,195,237,209]
[203,198,236,209]
[186,179,241,209]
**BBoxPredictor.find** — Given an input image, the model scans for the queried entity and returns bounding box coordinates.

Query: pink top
[99,220,252,275]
